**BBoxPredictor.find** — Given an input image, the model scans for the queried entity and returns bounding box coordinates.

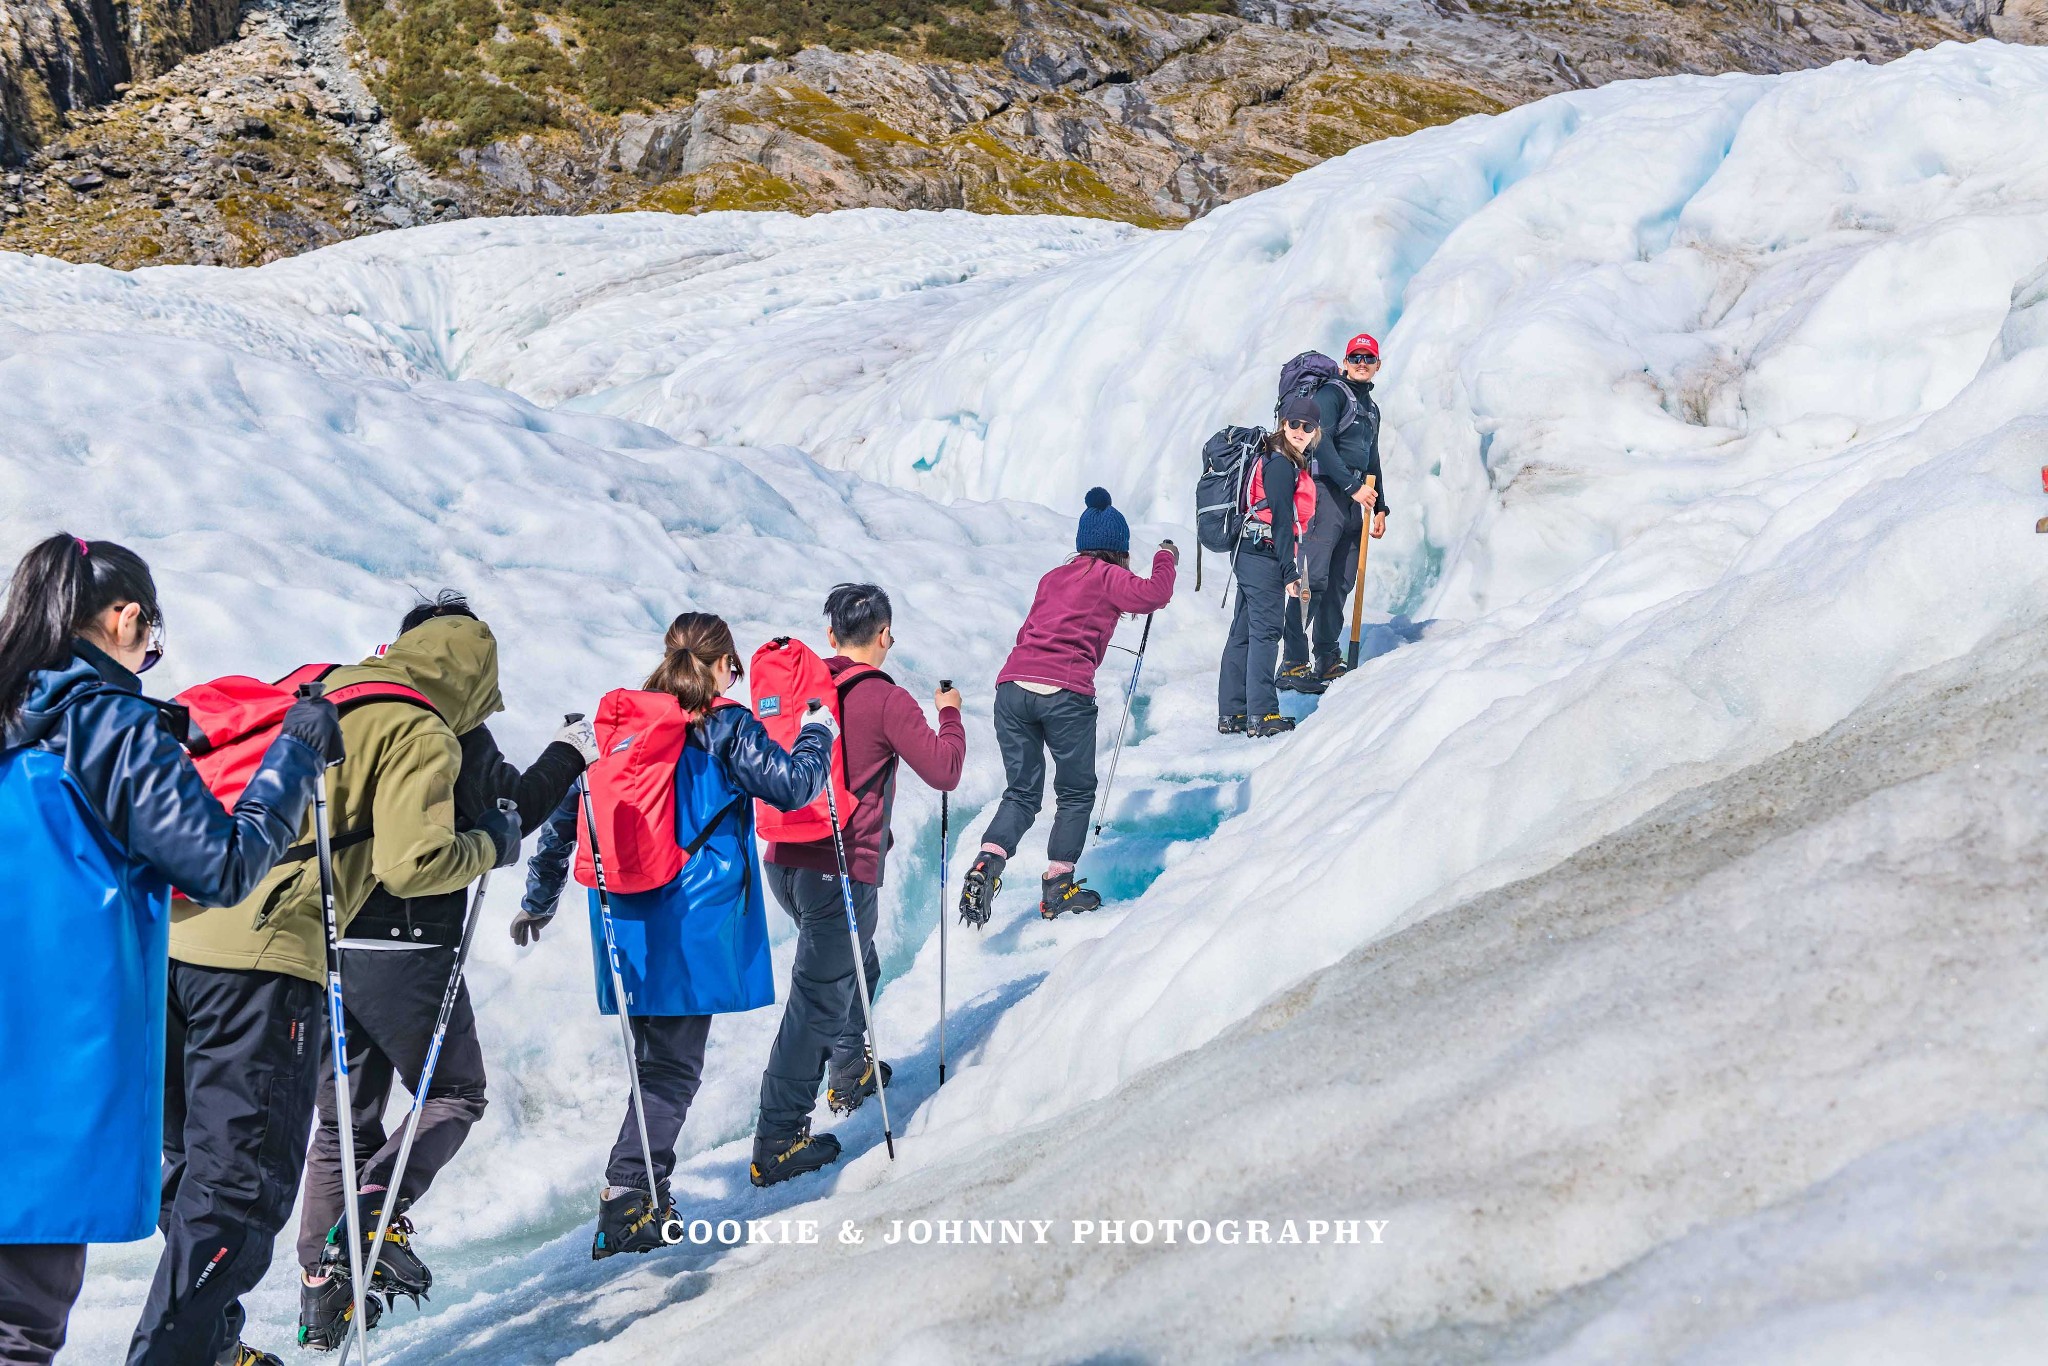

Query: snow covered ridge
[5,38,2048,1362]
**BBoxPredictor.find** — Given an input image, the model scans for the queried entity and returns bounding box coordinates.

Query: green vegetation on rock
[347,0,1010,162]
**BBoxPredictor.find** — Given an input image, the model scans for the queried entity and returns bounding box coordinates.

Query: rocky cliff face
[1,0,241,162]
[0,0,2030,267]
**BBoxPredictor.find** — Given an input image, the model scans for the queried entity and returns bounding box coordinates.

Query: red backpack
[747,638,881,843]
[174,663,438,857]
[572,689,740,894]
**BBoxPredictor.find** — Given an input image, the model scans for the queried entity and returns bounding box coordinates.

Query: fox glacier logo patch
[759,696,782,718]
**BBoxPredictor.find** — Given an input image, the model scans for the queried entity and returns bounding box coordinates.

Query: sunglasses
[139,619,166,674]
[1284,419,1319,433]
[1346,353,1380,366]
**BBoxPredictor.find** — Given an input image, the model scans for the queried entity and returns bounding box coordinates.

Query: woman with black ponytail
[0,533,342,1366]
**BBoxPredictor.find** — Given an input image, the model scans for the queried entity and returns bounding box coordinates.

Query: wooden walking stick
[1345,475,1378,671]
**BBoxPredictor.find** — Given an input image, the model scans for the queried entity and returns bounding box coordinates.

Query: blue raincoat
[0,644,321,1243]
[525,702,832,1017]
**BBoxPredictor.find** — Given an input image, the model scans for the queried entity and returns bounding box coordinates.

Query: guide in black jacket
[1282,334,1391,687]
[291,594,593,1346]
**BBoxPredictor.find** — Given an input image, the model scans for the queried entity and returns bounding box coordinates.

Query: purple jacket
[996,551,1177,697]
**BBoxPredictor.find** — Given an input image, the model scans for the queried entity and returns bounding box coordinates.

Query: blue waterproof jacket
[0,643,323,1243]
[524,704,830,1017]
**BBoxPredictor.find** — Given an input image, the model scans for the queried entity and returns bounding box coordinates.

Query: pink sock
[980,843,1007,857]
[1043,861,1076,879]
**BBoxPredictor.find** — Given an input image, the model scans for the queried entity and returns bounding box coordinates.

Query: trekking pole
[810,701,896,1159]
[1093,615,1153,838]
[1346,475,1378,671]
[346,795,518,1343]
[1195,543,1203,594]
[299,682,374,1366]
[937,681,950,1087]
[580,766,664,1216]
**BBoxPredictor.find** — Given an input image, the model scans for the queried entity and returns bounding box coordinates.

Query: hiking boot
[827,1055,892,1115]
[1040,870,1103,919]
[592,1186,675,1260]
[958,850,1005,928]
[1217,714,1248,735]
[1317,657,1351,681]
[325,1190,431,1303]
[296,1271,382,1351]
[1273,663,1326,696]
[1248,714,1297,738]
[226,1345,288,1366]
[749,1120,843,1188]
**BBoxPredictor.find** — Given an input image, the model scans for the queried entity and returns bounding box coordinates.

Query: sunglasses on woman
[139,619,166,674]
[1285,419,1319,433]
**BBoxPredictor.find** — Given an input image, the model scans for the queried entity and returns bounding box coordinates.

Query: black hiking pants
[757,866,881,1144]
[605,1014,712,1195]
[130,962,321,1366]
[1221,544,1288,721]
[1284,489,1362,668]
[0,1244,85,1366]
[296,945,489,1271]
[981,681,1099,866]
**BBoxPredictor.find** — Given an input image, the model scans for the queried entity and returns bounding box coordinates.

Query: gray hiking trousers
[755,866,881,1144]
[296,946,487,1270]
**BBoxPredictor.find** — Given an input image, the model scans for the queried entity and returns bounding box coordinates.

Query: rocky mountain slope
[1,0,2037,267]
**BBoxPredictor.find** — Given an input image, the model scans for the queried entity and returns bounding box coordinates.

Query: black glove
[279,696,345,767]
[509,910,550,947]
[476,804,521,869]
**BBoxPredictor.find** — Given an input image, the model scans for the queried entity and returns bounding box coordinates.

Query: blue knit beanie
[1075,487,1130,555]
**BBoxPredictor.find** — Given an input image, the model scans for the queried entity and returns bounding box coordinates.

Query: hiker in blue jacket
[519,610,833,1259]
[0,533,341,1366]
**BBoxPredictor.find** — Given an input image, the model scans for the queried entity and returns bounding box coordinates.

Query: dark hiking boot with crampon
[1274,663,1326,695]
[1218,714,1248,735]
[1249,713,1297,738]
[827,1055,892,1115]
[296,1270,383,1351]
[958,850,1005,928]
[592,1186,674,1260]
[749,1120,844,1188]
[1040,870,1103,919]
[327,1190,432,1304]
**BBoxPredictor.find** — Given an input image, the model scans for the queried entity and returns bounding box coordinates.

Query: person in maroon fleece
[750,583,965,1186]
[958,487,1177,926]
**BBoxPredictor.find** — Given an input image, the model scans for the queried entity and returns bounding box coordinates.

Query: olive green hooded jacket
[170,616,504,983]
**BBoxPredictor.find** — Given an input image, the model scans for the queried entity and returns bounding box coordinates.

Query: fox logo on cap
[1345,332,1380,360]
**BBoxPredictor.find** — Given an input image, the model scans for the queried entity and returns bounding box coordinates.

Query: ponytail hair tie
[74,538,90,556]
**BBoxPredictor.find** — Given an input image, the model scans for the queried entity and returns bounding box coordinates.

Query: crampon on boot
[229,1345,288,1366]
[1317,657,1351,681]
[1248,713,1297,738]
[592,1186,675,1260]
[296,1270,384,1351]
[958,850,1005,928]
[826,1055,892,1115]
[326,1190,432,1304]
[749,1120,844,1188]
[1040,870,1103,919]
[1218,713,1248,734]
[1273,663,1326,695]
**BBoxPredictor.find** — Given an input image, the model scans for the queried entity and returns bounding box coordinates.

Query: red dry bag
[574,688,738,894]
[747,637,879,844]
[175,664,436,857]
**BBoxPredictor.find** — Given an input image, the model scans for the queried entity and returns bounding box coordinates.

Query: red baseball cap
[1345,333,1380,360]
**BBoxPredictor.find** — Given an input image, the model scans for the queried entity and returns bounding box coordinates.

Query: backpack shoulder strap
[323,680,439,717]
